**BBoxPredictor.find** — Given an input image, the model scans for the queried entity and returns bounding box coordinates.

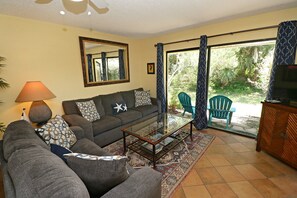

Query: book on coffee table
[141,136,174,154]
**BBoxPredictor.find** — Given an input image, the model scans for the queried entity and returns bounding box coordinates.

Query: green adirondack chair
[178,92,195,118]
[208,95,236,128]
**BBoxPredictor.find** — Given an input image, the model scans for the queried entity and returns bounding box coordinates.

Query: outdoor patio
[207,102,262,138]
[208,115,259,138]
[170,102,262,138]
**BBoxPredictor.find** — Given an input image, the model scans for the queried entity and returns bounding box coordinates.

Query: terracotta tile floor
[171,128,297,198]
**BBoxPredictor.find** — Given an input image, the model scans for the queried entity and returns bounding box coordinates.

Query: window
[107,57,120,80]
[93,57,120,81]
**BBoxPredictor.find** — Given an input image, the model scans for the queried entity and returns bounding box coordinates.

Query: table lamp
[15,81,56,125]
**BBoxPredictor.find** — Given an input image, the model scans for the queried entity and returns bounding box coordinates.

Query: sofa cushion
[93,127,123,148]
[39,115,77,149]
[62,97,93,115]
[76,100,101,122]
[112,101,128,115]
[69,126,85,140]
[64,153,129,197]
[3,120,49,161]
[114,110,142,125]
[92,116,122,136]
[134,90,152,107]
[133,105,158,117]
[7,146,89,198]
[72,138,136,175]
[101,92,125,115]
[120,88,143,109]
[92,95,106,116]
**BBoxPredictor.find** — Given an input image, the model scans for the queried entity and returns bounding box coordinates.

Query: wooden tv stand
[256,102,297,169]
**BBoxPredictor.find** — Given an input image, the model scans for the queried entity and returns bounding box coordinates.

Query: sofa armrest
[151,98,161,114]
[69,126,85,140]
[70,138,110,156]
[0,141,16,198]
[101,167,162,198]
[62,114,94,141]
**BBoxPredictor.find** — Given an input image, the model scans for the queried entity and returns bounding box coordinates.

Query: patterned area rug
[104,130,214,198]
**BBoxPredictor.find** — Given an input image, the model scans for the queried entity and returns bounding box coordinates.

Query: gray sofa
[0,120,162,198]
[62,88,161,147]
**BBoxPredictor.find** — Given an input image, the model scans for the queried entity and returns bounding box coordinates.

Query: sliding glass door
[208,40,275,137]
[166,39,275,137]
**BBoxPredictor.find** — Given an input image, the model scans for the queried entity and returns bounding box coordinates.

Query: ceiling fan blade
[35,0,53,4]
[62,0,87,15]
[92,6,109,14]
[90,0,108,8]
[89,0,109,14]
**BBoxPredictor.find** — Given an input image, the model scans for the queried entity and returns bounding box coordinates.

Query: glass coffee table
[121,113,193,168]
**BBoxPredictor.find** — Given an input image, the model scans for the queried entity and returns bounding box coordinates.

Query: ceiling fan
[35,0,109,15]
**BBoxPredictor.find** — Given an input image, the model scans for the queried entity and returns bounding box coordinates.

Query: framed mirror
[79,36,130,87]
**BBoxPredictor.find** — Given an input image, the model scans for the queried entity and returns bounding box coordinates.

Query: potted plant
[0,56,9,133]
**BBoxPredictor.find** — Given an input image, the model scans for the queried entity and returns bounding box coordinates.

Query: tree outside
[167,50,199,109]
[107,58,120,80]
[209,41,275,104]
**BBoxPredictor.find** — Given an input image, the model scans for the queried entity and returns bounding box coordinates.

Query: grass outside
[208,83,266,104]
[169,84,266,107]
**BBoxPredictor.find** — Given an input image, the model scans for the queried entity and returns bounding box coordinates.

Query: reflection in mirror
[79,36,130,87]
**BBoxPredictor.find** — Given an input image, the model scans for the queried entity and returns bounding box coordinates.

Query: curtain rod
[90,50,118,55]
[154,25,278,47]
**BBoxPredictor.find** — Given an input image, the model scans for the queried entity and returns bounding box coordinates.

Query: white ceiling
[0,0,297,38]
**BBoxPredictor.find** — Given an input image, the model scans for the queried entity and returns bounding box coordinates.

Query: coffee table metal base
[123,121,193,168]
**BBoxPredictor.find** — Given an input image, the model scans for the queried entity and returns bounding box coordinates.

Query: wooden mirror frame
[79,36,130,87]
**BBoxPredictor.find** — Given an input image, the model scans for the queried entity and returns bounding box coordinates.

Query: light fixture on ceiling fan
[35,0,109,15]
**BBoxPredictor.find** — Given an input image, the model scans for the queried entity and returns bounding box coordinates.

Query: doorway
[208,40,275,137]
[166,39,275,138]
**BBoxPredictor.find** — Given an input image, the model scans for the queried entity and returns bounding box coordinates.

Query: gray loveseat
[0,120,162,198]
[62,88,161,147]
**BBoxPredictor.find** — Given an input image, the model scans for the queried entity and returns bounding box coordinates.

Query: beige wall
[0,14,145,125]
[0,7,297,126]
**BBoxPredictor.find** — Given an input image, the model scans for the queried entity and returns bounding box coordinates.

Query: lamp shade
[15,81,56,102]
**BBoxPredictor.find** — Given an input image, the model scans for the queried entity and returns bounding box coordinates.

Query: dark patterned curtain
[101,52,107,81]
[118,49,125,79]
[266,20,297,100]
[194,35,208,130]
[87,54,93,82]
[157,43,166,113]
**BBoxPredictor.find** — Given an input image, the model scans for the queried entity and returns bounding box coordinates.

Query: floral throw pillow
[38,115,77,149]
[76,100,100,122]
[134,90,152,107]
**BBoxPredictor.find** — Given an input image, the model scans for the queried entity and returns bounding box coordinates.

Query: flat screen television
[273,64,297,103]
